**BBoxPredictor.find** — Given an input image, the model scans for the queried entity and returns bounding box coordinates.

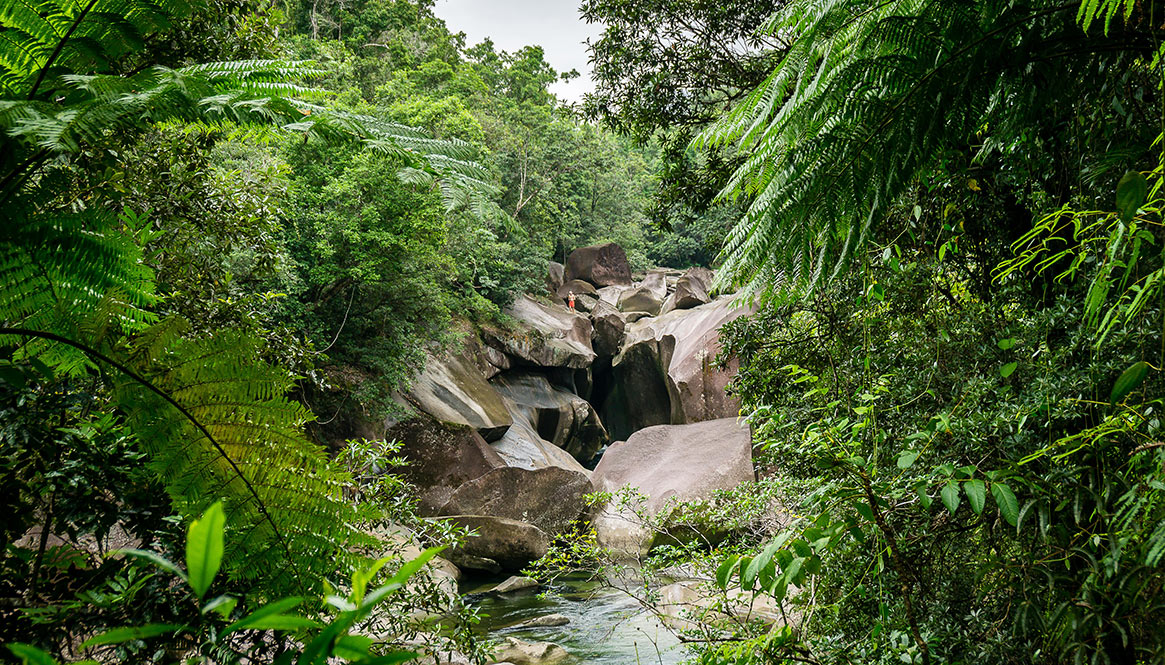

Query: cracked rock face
[602,296,751,439]
[492,372,608,463]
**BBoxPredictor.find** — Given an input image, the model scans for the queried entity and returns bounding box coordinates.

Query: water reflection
[464,574,688,665]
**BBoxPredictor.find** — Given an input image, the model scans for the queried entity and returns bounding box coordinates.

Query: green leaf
[965,479,986,515]
[361,547,444,610]
[991,483,1020,526]
[334,635,374,660]
[941,482,961,515]
[896,450,920,469]
[224,597,304,634]
[715,555,739,589]
[201,595,237,618]
[1116,171,1148,223]
[1000,362,1018,378]
[997,338,1015,350]
[114,548,187,582]
[186,502,226,599]
[1110,361,1150,404]
[79,624,186,648]
[916,484,932,510]
[8,644,59,665]
[853,502,876,523]
[740,555,760,590]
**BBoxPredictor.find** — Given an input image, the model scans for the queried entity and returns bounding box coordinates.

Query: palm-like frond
[699,0,1152,301]
[117,320,376,594]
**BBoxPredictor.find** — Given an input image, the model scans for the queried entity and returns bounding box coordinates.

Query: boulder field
[349,243,757,571]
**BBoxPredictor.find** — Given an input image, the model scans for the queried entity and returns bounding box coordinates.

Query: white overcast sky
[431,0,601,104]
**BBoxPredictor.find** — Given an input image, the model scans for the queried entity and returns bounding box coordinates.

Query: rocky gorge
[338,243,758,663]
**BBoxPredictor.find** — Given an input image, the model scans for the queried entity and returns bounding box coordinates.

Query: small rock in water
[447,551,503,575]
[509,613,570,628]
[491,636,571,665]
[493,575,539,594]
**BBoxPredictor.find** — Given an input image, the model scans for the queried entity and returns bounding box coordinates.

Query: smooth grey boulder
[446,551,502,574]
[640,270,669,300]
[565,243,632,287]
[572,294,599,313]
[439,466,592,535]
[686,267,715,292]
[658,579,783,629]
[671,274,711,310]
[591,418,754,557]
[492,372,608,463]
[485,295,595,369]
[602,296,751,439]
[617,286,664,316]
[590,301,626,357]
[493,576,539,594]
[491,411,592,473]
[403,347,512,441]
[556,279,597,300]
[388,417,506,515]
[491,637,572,665]
[596,284,630,305]
[444,515,550,571]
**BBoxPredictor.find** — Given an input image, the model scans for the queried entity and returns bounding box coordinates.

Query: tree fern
[699,0,1160,301]
[0,0,486,594]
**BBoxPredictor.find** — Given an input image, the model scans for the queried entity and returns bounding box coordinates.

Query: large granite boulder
[444,515,550,571]
[596,285,630,306]
[590,418,754,557]
[439,466,592,535]
[491,407,593,473]
[617,286,664,316]
[668,273,711,311]
[402,347,512,441]
[602,296,750,439]
[387,418,506,515]
[565,243,632,287]
[492,372,608,463]
[658,579,783,629]
[590,301,626,357]
[485,295,595,369]
[640,270,669,300]
[556,279,597,300]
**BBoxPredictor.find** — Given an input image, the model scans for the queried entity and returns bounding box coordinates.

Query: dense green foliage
[0,0,666,658]
[9,0,1165,663]
[614,1,1165,664]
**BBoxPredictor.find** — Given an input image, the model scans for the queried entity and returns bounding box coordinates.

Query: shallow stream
[463,574,687,665]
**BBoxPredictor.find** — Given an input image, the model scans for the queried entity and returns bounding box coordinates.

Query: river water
[464,574,688,665]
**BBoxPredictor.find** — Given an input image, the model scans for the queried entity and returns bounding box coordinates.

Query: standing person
[567,291,576,311]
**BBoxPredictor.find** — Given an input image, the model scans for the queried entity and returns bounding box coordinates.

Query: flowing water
[464,574,688,665]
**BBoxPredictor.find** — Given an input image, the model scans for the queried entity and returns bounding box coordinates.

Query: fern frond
[701,0,1134,299]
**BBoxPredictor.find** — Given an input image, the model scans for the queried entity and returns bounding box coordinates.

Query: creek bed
[463,574,687,665]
